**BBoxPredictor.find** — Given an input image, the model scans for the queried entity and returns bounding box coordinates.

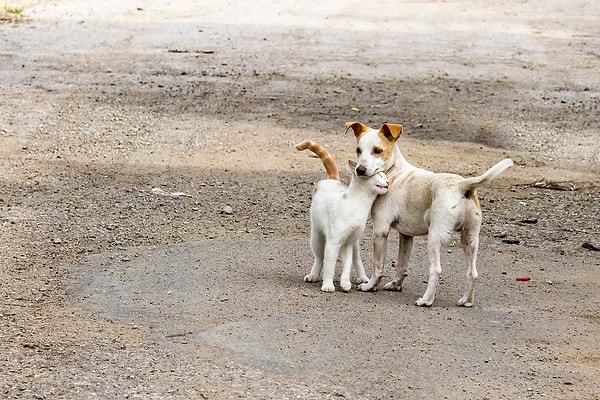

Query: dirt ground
[1,1,599,399]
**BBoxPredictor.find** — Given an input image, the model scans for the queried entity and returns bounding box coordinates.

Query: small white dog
[345,121,513,306]
[297,140,389,292]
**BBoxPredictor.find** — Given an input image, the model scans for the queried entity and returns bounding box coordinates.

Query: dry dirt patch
[1,1,599,399]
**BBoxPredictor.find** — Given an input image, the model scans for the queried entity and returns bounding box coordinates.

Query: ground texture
[1,1,599,399]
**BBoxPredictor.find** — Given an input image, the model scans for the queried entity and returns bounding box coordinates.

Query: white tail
[460,159,513,192]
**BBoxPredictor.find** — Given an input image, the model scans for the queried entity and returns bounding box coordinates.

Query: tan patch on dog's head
[344,121,370,139]
[378,123,403,142]
[376,123,403,161]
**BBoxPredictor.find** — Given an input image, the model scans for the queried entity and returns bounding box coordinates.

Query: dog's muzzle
[356,165,367,176]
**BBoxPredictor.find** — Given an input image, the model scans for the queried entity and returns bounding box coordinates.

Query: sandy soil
[1,0,599,398]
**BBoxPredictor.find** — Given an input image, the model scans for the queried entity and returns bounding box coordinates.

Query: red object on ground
[516,276,530,281]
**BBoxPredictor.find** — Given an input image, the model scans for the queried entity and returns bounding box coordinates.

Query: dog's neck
[347,176,379,202]
[384,145,413,183]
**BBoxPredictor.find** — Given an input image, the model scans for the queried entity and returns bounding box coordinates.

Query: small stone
[582,242,599,251]
[221,205,233,215]
[519,218,538,224]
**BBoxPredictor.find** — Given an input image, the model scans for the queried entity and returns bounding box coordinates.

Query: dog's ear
[379,123,403,142]
[348,159,357,173]
[344,121,369,139]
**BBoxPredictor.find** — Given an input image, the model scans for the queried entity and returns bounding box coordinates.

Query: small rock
[221,204,233,215]
[519,218,538,224]
[582,242,599,251]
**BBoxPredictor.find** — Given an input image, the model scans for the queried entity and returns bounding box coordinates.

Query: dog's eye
[373,147,383,155]
[356,147,362,155]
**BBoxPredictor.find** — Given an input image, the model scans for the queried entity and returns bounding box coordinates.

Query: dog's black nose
[356,165,367,176]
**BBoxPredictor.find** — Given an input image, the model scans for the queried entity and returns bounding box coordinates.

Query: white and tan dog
[345,121,513,306]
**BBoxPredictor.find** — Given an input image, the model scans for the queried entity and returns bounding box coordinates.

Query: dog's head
[348,160,389,195]
[345,121,403,177]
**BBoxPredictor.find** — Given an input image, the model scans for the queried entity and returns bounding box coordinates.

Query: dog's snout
[356,165,367,176]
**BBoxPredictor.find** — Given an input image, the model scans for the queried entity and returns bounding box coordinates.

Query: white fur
[305,166,389,292]
[352,123,513,306]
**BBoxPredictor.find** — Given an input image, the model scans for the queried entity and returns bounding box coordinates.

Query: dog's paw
[340,280,352,292]
[353,276,369,284]
[457,297,474,307]
[383,281,403,291]
[320,282,336,293]
[357,283,377,292]
[304,274,320,283]
[415,297,433,307]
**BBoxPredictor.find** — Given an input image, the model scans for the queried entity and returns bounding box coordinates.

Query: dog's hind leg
[457,225,480,307]
[416,231,443,306]
[305,230,324,283]
[351,241,369,284]
[384,233,413,291]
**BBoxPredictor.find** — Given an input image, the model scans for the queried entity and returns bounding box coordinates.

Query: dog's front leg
[320,244,339,292]
[358,228,389,292]
[383,234,413,291]
[339,244,354,292]
[416,234,443,306]
[351,241,369,284]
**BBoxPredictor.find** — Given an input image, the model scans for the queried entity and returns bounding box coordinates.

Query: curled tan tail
[296,140,339,180]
